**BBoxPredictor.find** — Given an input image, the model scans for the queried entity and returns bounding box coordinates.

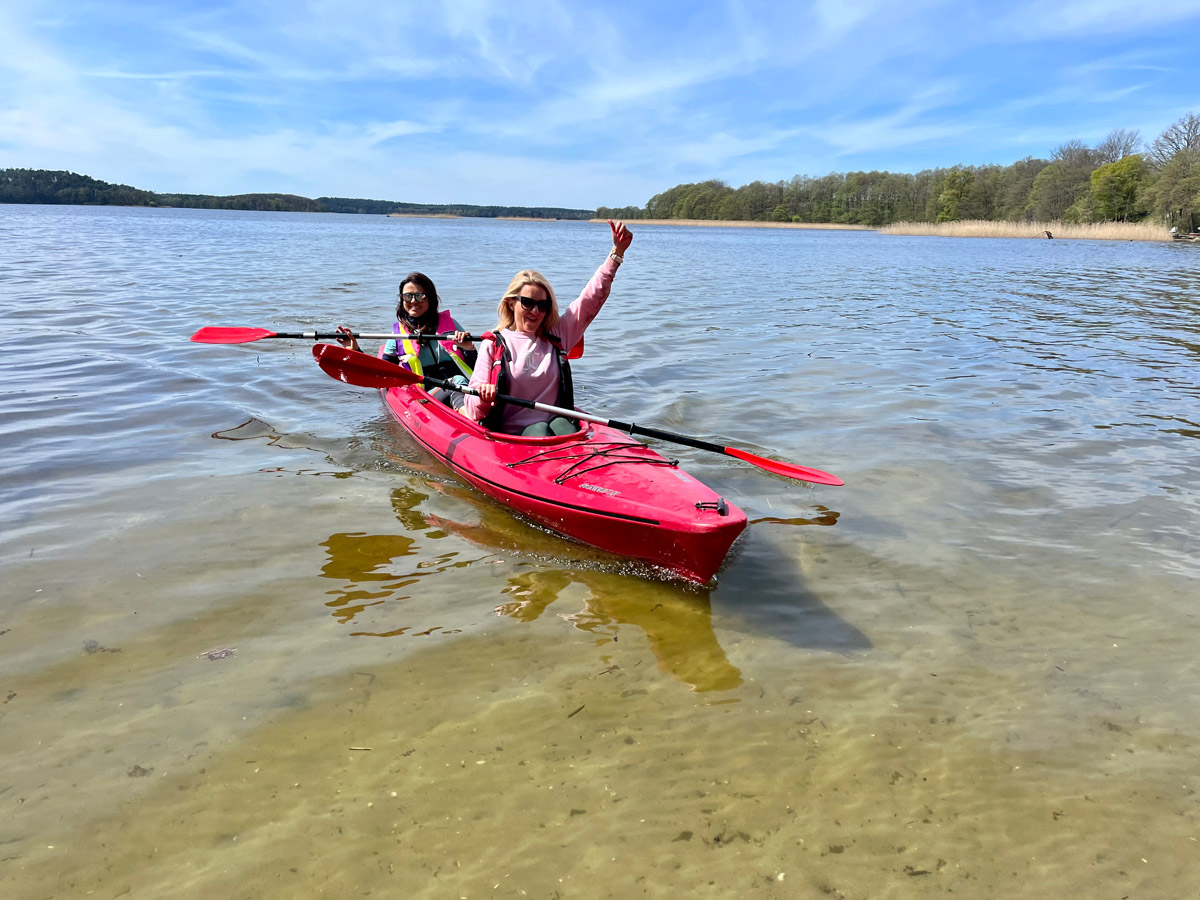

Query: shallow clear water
[2,205,1199,897]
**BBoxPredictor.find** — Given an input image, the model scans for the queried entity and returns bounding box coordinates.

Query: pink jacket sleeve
[554,257,619,353]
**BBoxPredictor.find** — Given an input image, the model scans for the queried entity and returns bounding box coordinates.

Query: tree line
[597,113,1200,231]
[8,112,1198,229]
[318,196,592,218]
[0,169,594,219]
[0,170,327,212]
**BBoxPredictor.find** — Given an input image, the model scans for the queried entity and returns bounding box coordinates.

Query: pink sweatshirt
[462,257,618,433]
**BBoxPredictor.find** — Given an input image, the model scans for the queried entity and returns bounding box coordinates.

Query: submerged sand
[4,603,1197,899]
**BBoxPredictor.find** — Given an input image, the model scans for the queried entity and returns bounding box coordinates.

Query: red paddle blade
[567,335,584,360]
[312,344,422,389]
[191,326,278,344]
[724,447,843,486]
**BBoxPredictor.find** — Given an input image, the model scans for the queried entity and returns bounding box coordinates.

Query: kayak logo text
[580,483,620,497]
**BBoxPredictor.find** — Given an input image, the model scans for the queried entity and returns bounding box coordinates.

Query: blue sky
[2,0,1199,209]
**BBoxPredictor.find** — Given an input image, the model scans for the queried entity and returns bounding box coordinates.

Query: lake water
[2,205,1198,898]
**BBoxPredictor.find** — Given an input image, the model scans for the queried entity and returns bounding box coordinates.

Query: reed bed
[589,218,870,230]
[879,219,1171,241]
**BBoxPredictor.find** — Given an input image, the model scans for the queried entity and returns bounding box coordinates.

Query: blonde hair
[495,269,560,335]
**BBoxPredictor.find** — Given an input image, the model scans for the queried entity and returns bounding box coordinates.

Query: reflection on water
[317,487,473,636]
[416,481,745,692]
[319,532,418,624]
[314,482,743,691]
[494,569,741,693]
[748,504,841,527]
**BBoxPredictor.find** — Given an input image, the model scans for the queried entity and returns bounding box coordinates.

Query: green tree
[995,156,1050,221]
[715,192,743,220]
[789,173,843,222]
[1088,155,1148,221]
[1023,141,1096,220]
[734,181,774,221]
[595,205,644,219]
[1149,149,1200,230]
[933,167,975,221]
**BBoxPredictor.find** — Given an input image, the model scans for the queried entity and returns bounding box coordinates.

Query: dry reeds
[879,219,1170,242]
[588,218,870,230]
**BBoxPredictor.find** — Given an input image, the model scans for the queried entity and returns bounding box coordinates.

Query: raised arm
[554,220,634,349]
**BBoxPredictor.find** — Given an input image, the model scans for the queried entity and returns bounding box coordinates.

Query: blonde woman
[462,220,633,436]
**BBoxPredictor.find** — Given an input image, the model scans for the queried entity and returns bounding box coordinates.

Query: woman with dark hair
[462,220,632,436]
[338,271,477,407]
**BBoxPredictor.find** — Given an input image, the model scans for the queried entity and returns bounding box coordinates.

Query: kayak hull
[379,383,747,583]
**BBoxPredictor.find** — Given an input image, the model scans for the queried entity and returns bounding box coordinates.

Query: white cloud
[812,0,880,37]
[673,128,808,169]
[993,0,1200,37]
[4,0,1200,206]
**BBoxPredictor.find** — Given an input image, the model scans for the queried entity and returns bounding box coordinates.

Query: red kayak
[191,331,839,580]
[377,379,748,583]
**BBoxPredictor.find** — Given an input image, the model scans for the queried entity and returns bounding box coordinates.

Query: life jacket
[393,310,474,380]
[481,331,575,432]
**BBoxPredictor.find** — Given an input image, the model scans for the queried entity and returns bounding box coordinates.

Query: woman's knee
[521,416,578,438]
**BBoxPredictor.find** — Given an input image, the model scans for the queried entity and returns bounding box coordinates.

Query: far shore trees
[1150,149,1200,230]
[598,114,1200,233]
[7,113,1199,233]
[0,170,593,220]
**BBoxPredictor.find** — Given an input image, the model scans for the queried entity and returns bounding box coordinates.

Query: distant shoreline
[384,214,871,230]
[592,217,1174,241]
[8,199,1173,242]
[386,213,572,221]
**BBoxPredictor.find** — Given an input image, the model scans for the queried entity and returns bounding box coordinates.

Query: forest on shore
[0,170,593,220]
[5,112,1197,230]
[598,113,1200,232]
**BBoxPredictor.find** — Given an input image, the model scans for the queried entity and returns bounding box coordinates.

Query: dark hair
[396,271,440,333]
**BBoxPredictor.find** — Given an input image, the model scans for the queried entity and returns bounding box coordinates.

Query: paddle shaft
[418,373,774,458]
[333,331,583,360]
[316,331,478,341]
[311,344,842,485]
[190,327,581,357]
[255,331,473,342]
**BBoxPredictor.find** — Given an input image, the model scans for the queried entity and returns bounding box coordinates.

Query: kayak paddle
[191,326,584,359]
[312,344,842,486]
[191,327,480,344]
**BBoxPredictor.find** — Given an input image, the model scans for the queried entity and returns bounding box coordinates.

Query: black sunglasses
[400,291,428,304]
[510,295,551,313]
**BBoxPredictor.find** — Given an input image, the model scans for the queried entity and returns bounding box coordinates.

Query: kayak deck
[379,382,747,583]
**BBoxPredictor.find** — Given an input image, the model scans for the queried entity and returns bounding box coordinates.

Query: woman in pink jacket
[462,220,633,436]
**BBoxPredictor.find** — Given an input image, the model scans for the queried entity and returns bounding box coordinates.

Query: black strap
[480,332,573,431]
